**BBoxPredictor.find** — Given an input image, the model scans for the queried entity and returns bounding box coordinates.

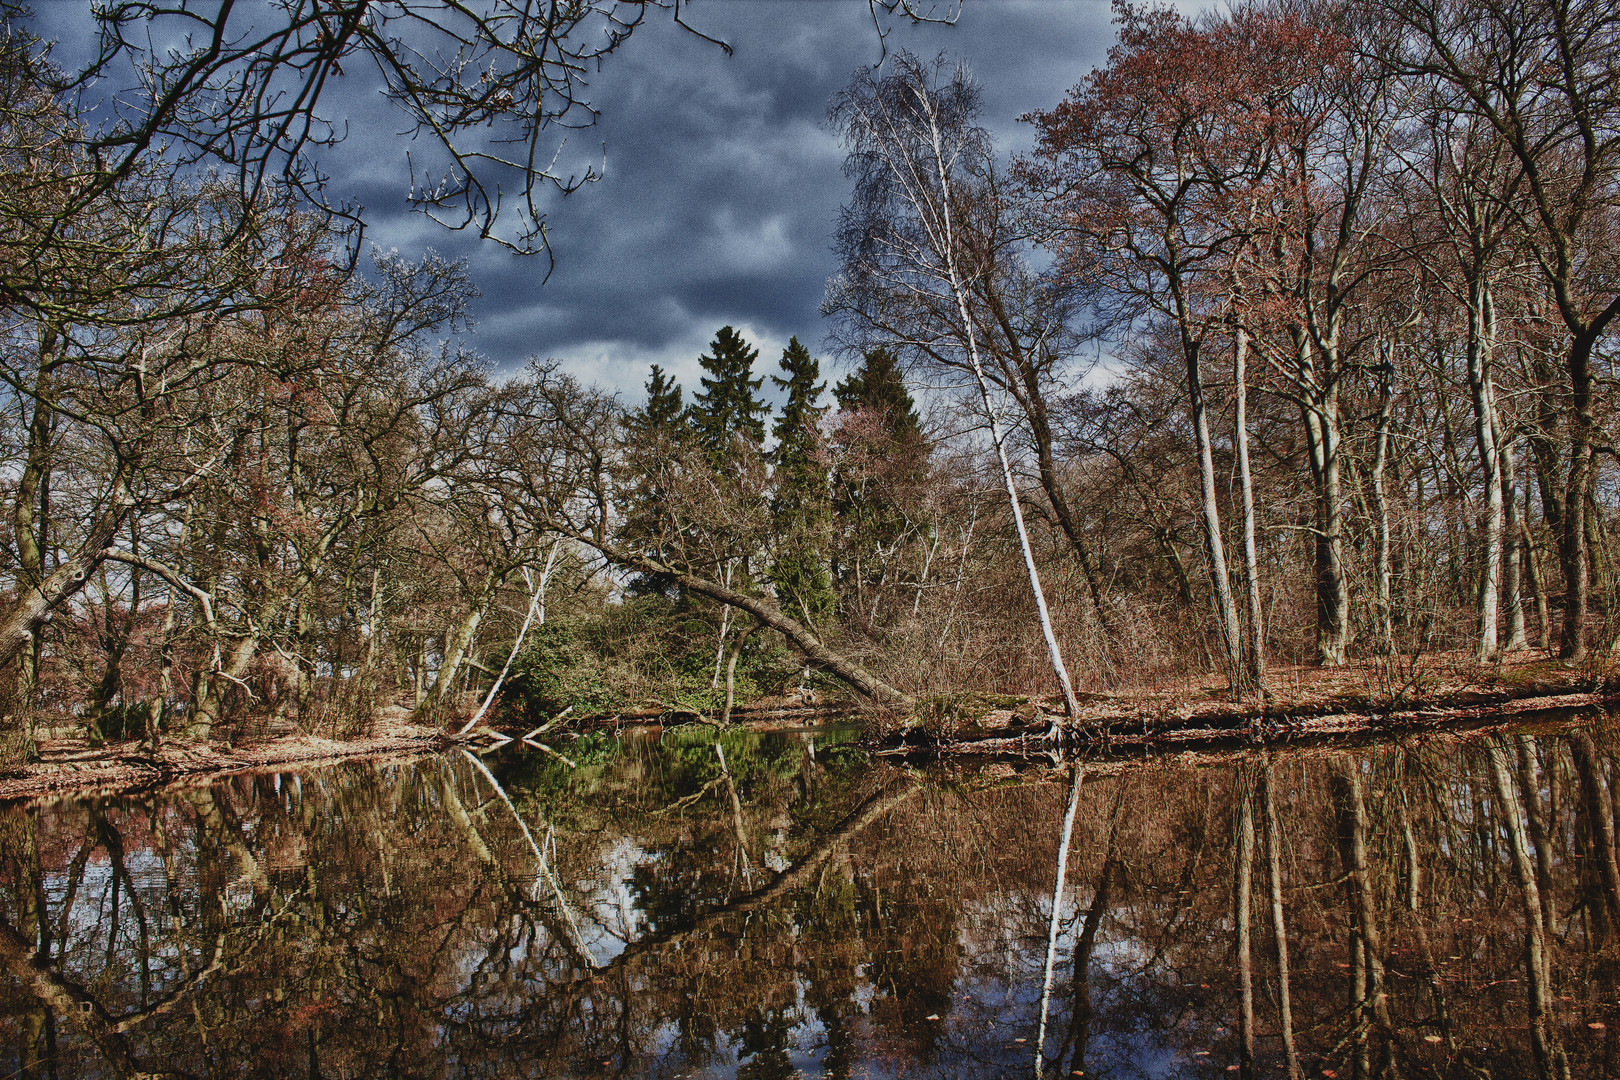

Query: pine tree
[828,347,930,614]
[628,363,684,439]
[691,325,767,454]
[618,364,688,597]
[770,338,829,462]
[833,347,922,448]
[768,338,835,625]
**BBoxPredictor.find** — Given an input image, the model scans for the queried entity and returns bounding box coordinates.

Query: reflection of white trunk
[1034,765,1084,1078]
[1260,764,1302,1079]
[459,750,592,966]
[1235,768,1256,1076]
[460,543,561,735]
[1486,737,1563,1076]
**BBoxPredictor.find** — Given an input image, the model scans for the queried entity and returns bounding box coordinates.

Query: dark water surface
[2,718,1619,1078]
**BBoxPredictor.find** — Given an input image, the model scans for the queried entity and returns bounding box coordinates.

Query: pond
[0,717,1616,1078]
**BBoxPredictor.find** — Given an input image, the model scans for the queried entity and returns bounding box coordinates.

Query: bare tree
[828,53,1080,720]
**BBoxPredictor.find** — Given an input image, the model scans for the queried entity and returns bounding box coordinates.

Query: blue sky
[34,1,1130,401]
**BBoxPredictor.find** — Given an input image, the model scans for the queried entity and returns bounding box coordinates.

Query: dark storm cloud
[31,1,1128,400]
[449,0,1126,400]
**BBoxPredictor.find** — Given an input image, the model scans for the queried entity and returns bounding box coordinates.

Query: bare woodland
[4,0,1620,750]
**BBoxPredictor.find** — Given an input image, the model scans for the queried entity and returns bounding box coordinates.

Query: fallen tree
[556,528,913,708]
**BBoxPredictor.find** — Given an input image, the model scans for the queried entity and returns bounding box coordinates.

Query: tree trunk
[568,531,912,706]
[1371,343,1398,656]
[1188,333,1244,692]
[1504,440,1529,651]
[720,622,761,726]
[1235,325,1265,695]
[1467,279,1504,661]
[1558,335,1596,661]
[417,587,494,723]
[1305,389,1351,666]
[0,487,133,693]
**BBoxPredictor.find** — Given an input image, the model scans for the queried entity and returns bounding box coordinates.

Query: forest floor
[0,648,1611,804]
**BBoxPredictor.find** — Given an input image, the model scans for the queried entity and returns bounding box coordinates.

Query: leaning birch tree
[828,54,1081,721]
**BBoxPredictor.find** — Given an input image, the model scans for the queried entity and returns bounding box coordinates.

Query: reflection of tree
[1,724,1619,1077]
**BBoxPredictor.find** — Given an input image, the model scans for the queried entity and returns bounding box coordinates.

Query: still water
[0,719,1617,1078]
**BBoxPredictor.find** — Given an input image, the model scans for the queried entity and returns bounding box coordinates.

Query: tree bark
[0,484,133,694]
[1504,440,1529,651]
[1467,279,1505,660]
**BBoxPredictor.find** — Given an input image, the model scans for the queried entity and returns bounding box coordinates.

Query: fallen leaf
[1589,1022,1607,1031]
[1423,1035,1442,1043]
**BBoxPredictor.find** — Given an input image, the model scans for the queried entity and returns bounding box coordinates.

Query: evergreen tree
[828,347,930,615]
[770,337,829,462]
[618,364,689,597]
[691,326,767,453]
[833,347,923,448]
[628,363,684,439]
[768,337,835,625]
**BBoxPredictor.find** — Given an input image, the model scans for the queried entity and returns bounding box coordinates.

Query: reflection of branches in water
[590,776,920,977]
[1035,763,1083,1078]
[6,727,1620,1077]
[459,749,591,955]
[0,796,313,1080]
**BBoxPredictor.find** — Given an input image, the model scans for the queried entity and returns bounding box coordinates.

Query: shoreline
[0,721,456,805]
[0,651,1610,805]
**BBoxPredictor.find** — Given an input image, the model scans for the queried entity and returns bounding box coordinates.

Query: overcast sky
[40,1,1139,404]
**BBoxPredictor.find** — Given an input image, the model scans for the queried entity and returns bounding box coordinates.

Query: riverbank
[0,716,454,804]
[880,648,1618,751]
[0,648,1608,804]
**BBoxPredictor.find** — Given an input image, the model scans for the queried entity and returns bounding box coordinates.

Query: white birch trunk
[919,92,1080,720]
[1468,279,1504,661]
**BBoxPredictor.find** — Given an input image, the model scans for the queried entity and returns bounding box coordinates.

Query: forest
[2,0,1620,755]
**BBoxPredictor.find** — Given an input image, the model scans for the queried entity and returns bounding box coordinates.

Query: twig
[521,738,577,768]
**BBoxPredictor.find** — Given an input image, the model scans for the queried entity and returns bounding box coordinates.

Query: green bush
[499,596,805,721]
[502,619,626,722]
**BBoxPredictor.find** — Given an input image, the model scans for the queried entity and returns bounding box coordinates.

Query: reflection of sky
[579,836,654,964]
[7,736,1593,1079]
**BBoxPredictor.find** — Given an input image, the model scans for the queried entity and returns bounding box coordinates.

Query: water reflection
[0,720,1617,1078]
